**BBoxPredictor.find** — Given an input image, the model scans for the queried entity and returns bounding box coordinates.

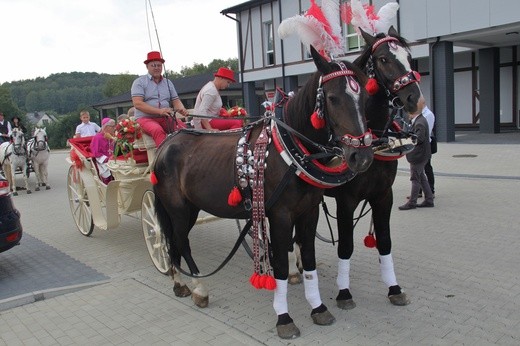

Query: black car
[0,173,23,253]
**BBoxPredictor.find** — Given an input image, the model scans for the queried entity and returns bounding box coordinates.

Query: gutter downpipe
[278,0,286,90]
[224,12,245,102]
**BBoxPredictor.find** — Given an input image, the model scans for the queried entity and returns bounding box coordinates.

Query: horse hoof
[288,272,302,285]
[389,292,410,306]
[13,192,18,196]
[173,283,191,297]
[276,322,300,339]
[35,187,40,191]
[27,190,32,194]
[336,299,356,310]
[46,186,51,190]
[192,292,209,308]
[311,310,335,325]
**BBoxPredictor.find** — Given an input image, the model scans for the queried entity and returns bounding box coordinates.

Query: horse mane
[284,72,320,132]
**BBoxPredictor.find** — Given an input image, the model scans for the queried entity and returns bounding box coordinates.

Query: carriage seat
[68,136,94,158]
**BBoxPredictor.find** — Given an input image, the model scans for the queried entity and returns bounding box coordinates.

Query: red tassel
[249,273,262,289]
[413,71,421,82]
[311,111,325,129]
[70,150,83,170]
[259,275,267,288]
[366,78,379,95]
[364,234,377,248]
[227,186,242,206]
[150,171,158,185]
[264,275,277,290]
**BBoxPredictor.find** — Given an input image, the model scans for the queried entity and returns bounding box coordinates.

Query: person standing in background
[422,105,436,197]
[399,105,435,210]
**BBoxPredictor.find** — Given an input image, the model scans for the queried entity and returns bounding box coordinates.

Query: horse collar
[272,101,356,188]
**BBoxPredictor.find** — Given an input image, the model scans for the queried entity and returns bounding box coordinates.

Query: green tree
[103,74,137,97]
[0,86,22,118]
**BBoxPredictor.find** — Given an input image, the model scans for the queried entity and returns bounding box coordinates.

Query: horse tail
[153,191,177,265]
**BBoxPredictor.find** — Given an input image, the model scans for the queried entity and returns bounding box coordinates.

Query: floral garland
[114,118,142,159]
[219,105,248,117]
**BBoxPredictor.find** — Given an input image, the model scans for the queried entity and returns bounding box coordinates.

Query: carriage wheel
[67,165,94,236]
[141,190,170,275]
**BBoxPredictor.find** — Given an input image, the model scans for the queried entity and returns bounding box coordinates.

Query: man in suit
[399,103,435,210]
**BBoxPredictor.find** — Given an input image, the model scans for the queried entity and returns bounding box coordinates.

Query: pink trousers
[208,118,243,130]
[136,117,186,147]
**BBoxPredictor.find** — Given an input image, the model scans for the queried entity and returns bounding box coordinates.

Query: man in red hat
[131,51,189,146]
[192,67,243,131]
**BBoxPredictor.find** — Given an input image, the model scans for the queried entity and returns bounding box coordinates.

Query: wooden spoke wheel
[67,166,94,236]
[141,190,170,274]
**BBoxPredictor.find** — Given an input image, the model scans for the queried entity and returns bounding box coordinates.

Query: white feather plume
[278,11,343,56]
[349,0,374,35]
[321,0,343,48]
[374,3,399,34]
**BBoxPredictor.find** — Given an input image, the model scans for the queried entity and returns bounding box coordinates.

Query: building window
[265,21,274,66]
[42,119,49,126]
[344,23,363,52]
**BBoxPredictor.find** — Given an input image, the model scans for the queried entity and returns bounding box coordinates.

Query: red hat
[144,51,165,64]
[214,67,236,83]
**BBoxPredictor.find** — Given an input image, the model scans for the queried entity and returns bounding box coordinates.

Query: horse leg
[171,266,192,298]
[33,161,41,191]
[8,164,18,196]
[43,162,50,189]
[22,163,31,194]
[287,241,302,285]
[335,194,357,310]
[181,240,209,308]
[269,216,300,339]
[371,194,410,306]
[297,206,335,326]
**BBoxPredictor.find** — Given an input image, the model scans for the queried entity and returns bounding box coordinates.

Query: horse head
[33,127,48,151]
[290,46,373,174]
[358,26,424,116]
[11,128,26,155]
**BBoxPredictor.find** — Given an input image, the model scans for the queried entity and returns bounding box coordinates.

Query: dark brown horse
[293,27,424,308]
[152,46,373,339]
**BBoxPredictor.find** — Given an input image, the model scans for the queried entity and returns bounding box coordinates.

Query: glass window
[344,23,363,52]
[265,21,274,66]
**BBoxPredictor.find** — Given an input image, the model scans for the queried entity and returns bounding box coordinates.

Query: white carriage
[66,133,173,273]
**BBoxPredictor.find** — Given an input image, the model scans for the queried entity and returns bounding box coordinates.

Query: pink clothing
[136,116,186,147]
[208,118,243,130]
[90,132,113,161]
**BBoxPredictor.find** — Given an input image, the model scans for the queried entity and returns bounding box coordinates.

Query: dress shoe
[398,203,416,210]
[407,193,423,199]
[417,201,434,208]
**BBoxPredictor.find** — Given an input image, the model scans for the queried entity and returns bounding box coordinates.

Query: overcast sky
[0,0,242,83]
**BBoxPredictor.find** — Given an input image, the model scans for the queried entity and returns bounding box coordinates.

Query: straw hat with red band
[214,67,236,83]
[144,51,165,64]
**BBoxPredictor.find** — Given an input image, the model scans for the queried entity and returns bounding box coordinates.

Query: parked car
[0,172,23,253]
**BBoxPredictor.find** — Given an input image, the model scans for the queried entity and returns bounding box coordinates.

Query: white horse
[0,128,31,195]
[27,127,51,191]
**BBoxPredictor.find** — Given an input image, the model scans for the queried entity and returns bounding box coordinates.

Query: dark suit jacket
[406,114,431,164]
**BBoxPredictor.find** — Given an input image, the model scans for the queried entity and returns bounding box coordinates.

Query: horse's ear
[388,25,399,38]
[360,28,376,47]
[310,45,332,74]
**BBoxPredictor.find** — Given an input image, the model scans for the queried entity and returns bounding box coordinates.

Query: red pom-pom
[70,150,83,170]
[364,234,377,248]
[249,273,262,289]
[263,275,277,290]
[366,78,379,95]
[259,274,267,288]
[227,186,242,206]
[310,111,325,129]
[150,171,158,185]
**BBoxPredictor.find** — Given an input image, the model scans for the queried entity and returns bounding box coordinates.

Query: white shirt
[422,106,435,138]
[75,122,101,137]
[192,81,222,129]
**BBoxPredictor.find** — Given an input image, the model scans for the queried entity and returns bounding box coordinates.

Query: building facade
[222,0,520,141]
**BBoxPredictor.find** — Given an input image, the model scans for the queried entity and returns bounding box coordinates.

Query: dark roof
[92,72,242,109]
[221,1,272,14]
